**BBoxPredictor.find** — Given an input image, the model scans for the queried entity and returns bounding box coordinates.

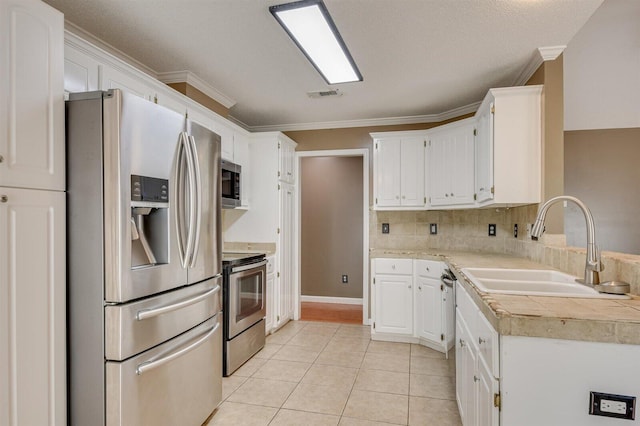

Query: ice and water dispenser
[130,175,169,268]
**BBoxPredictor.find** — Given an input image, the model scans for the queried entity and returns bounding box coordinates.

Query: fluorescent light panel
[270,0,363,85]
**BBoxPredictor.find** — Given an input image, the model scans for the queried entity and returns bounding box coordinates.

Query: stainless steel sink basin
[461,268,628,299]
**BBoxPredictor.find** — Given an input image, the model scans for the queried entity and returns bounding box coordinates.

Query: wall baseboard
[300,295,363,305]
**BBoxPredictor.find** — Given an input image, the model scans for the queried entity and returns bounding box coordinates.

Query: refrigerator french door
[66,89,222,426]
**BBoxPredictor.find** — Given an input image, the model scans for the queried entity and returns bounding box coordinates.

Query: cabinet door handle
[478,337,486,345]
[445,194,449,197]
[402,195,406,199]
[474,375,479,382]
[0,154,4,163]
[408,285,412,289]
[0,195,7,203]
[459,338,465,348]
[480,187,485,191]
[418,286,422,290]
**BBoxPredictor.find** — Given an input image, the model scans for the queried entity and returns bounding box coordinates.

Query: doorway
[295,149,370,325]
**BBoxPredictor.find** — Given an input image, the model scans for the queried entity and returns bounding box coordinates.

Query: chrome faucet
[531,195,602,286]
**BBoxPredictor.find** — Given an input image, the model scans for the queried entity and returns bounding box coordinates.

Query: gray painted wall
[564,128,640,254]
[301,156,363,298]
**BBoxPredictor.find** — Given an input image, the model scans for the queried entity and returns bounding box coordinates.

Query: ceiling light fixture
[270,0,363,85]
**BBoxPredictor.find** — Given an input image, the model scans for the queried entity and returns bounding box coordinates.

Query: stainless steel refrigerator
[66,89,222,426]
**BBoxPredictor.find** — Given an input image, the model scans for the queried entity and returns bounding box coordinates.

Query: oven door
[227,260,267,339]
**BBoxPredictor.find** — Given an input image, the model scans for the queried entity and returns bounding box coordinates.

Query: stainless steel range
[222,252,267,376]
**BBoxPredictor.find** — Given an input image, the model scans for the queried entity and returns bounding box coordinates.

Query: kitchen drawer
[415,259,443,279]
[476,309,499,378]
[374,258,413,275]
[105,277,221,360]
[106,315,222,426]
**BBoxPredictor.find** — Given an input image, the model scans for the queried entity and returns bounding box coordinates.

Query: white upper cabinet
[427,118,475,208]
[64,43,100,94]
[372,132,426,209]
[474,86,542,206]
[278,138,296,183]
[0,0,65,191]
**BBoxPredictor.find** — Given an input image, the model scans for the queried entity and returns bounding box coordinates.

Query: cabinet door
[101,65,153,100]
[428,134,449,206]
[278,140,295,183]
[399,137,425,206]
[64,43,100,94]
[0,187,66,426]
[155,89,187,117]
[477,357,499,426]
[278,183,295,325]
[456,311,478,426]
[450,124,475,205]
[475,102,494,203]
[374,139,401,207]
[216,122,234,161]
[415,275,442,343]
[0,0,64,191]
[374,274,413,335]
[266,272,275,334]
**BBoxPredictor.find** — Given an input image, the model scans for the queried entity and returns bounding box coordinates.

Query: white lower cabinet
[456,281,500,426]
[0,187,66,426]
[265,255,275,334]
[371,258,453,352]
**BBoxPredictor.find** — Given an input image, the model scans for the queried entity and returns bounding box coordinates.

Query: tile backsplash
[370,205,640,295]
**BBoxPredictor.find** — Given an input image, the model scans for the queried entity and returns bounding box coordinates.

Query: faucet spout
[530,196,601,286]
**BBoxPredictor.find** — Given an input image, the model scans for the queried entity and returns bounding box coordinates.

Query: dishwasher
[440,268,457,359]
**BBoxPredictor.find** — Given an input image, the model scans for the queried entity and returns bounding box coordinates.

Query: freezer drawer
[106,315,222,426]
[105,277,221,360]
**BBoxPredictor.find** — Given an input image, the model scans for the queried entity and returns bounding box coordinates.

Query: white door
[0,0,64,191]
[415,276,442,344]
[450,124,475,205]
[0,187,66,426]
[374,274,413,335]
[375,139,401,207]
[475,102,494,203]
[477,357,500,426]
[400,137,425,206]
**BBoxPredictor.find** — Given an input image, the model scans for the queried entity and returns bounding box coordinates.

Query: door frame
[295,149,370,325]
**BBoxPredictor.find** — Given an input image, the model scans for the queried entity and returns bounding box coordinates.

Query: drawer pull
[473,375,479,382]
[136,321,219,375]
[136,285,220,320]
[478,337,486,345]
[459,338,465,348]
[0,195,7,203]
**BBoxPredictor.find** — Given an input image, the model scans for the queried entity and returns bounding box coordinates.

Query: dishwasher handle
[441,269,456,288]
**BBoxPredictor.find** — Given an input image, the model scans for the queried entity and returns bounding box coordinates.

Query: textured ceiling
[44,0,604,130]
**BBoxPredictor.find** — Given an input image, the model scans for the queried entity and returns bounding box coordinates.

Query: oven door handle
[231,260,268,274]
[135,285,220,321]
[136,320,220,375]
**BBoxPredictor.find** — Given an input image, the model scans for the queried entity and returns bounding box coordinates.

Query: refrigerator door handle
[187,135,202,268]
[183,132,198,266]
[135,320,220,375]
[135,285,221,321]
[175,132,189,268]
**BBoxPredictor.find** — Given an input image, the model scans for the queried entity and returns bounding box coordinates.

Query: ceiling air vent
[307,89,342,99]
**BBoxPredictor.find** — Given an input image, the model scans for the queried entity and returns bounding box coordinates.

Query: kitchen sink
[461,268,628,299]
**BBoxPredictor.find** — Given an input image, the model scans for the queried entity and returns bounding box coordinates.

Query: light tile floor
[206,321,462,426]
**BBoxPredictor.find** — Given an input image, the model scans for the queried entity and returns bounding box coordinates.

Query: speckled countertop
[371,249,640,345]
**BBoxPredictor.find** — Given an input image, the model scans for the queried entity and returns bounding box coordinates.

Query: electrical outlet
[341,274,348,284]
[430,223,438,235]
[590,392,636,420]
[488,224,496,237]
[513,224,518,238]
[382,223,390,234]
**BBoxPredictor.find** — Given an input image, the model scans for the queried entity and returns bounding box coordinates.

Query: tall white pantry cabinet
[0,0,66,425]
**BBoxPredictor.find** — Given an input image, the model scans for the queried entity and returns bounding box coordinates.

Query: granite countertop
[370,249,640,345]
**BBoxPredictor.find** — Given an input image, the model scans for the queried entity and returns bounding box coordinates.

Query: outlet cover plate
[382,223,390,234]
[590,392,636,420]
[430,223,438,235]
[488,224,497,237]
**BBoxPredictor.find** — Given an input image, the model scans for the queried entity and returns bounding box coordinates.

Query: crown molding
[513,45,567,86]
[157,71,236,108]
[64,21,159,77]
[237,101,482,132]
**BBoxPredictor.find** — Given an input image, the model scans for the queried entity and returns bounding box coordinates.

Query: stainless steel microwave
[221,159,241,208]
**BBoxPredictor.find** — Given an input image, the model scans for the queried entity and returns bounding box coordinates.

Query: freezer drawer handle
[136,285,220,321]
[136,320,219,375]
